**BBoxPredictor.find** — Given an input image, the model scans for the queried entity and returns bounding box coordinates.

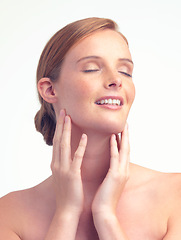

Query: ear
[37,78,58,103]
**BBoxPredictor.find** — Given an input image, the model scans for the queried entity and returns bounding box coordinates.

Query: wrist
[93,212,129,240]
[92,204,116,216]
[92,209,118,224]
[93,211,121,235]
[55,206,82,220]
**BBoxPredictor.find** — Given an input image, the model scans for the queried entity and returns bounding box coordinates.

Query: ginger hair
[34,17,128,145]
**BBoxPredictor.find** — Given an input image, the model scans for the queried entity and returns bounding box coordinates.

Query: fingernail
[82,133,87,139]
[65,115,69,123]
[112,134,116,140]
[60,109,65,117]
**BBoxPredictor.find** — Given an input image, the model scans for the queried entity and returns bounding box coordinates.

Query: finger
[60,115,72,169]
[51,109,65,168]
[110,134,119,171]
[119,123,130,169]
[72,134,87,171]
[115,133,121,151]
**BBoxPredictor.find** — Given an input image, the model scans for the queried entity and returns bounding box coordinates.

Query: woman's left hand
[92,123,130,216]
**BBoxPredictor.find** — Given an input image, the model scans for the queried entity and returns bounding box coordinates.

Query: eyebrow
[118,58,134,65]
[76,56,134,65]
[77,56,101,63]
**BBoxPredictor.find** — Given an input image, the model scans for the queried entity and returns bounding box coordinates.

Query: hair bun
[34,107,56,146]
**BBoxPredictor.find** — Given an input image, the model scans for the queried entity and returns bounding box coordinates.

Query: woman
[0,17,181,240]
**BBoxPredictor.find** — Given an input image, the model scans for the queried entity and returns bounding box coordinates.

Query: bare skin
[0,115,181,240]
[1,162,181,239]
[1,29,181,239]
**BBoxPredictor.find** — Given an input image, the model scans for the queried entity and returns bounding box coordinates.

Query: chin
[91,121,126,135]
[106,125,125,134]
[102,117,127,132]
[71,114,127,136]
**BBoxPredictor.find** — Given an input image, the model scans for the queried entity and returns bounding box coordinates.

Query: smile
[95,97,124,106]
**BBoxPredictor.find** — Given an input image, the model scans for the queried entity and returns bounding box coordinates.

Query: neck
[71,124,111,184]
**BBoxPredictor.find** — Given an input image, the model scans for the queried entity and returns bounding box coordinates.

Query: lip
[95,95,124,110]
[96,104,123,110]
[95,95,124,104]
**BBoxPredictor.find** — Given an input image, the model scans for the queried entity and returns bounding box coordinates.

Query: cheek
[71,82,95,104]
[59,77,95,107]
[75,81,93,97]
[126,82,135,106]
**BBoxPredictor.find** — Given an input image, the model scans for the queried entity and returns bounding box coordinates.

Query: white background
[0,0,181,197]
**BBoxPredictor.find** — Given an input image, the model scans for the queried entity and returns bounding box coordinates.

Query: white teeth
[112,99,117,105]
[108,99,112,104]
[96,98,122,106]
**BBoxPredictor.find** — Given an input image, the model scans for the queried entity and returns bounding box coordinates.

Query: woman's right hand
[51,109,87,216]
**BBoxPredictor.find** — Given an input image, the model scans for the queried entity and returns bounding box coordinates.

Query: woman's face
[54,29,135,135]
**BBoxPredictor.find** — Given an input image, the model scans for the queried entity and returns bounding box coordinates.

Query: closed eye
[83,69,100,73]
[118,71,132,78]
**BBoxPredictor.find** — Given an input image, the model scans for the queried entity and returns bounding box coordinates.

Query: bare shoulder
[130,163,181,193]
[152,167,181,197]
[129,163,181,209]
[0,177,54,239]
[155,171,181,239]
[0,186,38,215]
[161,171,181,194]
[127,164,181,239]
[155,171,181,206]
[132,164,181,240]
[0,189,31,239]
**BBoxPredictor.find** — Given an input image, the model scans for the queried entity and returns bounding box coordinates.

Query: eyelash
[83,69,99,73]
[118,71,132,78]
[83,69,132,78]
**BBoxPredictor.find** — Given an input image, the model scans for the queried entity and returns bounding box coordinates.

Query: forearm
[93,213,129,240]
[45,210,80,240]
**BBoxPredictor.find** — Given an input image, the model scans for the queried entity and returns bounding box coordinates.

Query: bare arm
[0,196,21,240]
[0,110,87,240]
[162,198,181,240]
[0,223,21,240]
[45,110,87,240]
[93,212,129,240]
[44,209,80,240]
[92,124,130,240]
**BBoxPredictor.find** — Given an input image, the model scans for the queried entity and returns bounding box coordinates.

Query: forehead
[64,29,132,62]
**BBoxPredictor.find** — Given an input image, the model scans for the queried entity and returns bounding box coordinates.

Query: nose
[104,68,122,89]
